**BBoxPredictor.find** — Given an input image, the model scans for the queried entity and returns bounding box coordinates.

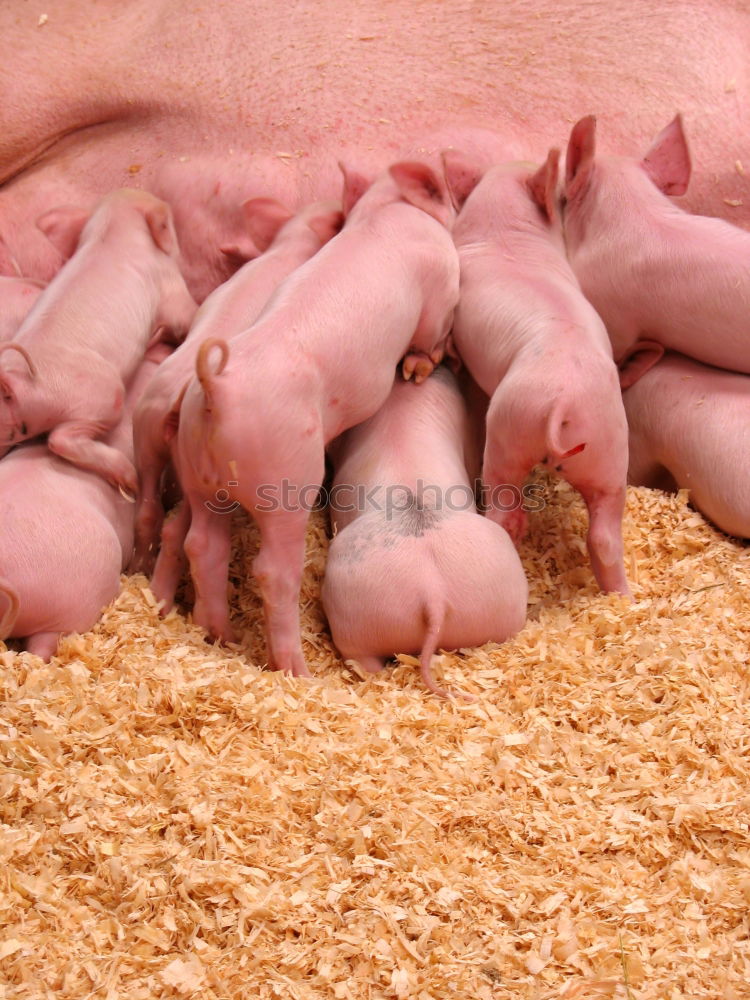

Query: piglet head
[388,161,455,228]
[220,197,294,261]
[441,149,486,212]
[0,343,36,450]
[565,114,691,208]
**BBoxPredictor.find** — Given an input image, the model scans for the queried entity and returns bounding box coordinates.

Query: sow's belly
[1,0,748,298]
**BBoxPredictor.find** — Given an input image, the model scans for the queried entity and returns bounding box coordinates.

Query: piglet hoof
[402,351,436,383]
[118,484,137,503]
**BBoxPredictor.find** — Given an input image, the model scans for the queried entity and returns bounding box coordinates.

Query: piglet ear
[565,115,597,199]
[441,149,484,212]
[618,340,665,390]
[36,205,91,260]
[641,114,691,196]
[527,147,560,223]
[339,162,372,216]
[389,161,452,227]
[143,198,178,256]
[240,197,294,253]
[307,207,345,245]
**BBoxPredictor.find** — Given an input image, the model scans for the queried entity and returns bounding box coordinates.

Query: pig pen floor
[1,474,749,1000]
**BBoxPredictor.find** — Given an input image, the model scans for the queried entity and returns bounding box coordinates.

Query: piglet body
[174,162,459,675]
[0,189,197,485]
[449,154,630,595]
[0,348,169,660]
[564,115,750,373]
[0,275,45,341]
[623,351,750,538]
[131,198,343,574]
[322,367,527,697]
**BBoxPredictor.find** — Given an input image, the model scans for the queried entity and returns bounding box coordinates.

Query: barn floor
[1,474,749,999]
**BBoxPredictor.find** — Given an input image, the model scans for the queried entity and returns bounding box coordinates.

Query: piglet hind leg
[150,499,191,612]
[48,420,138,493]
[581,487,632,597]
[183,497,238,644]
[131,470,166,574]
[24,631,61,661]
[253,509,312,678]
[481,451,530,544]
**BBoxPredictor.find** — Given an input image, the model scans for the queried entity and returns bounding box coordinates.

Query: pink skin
[131,198,344,576]
[0,189,197,488]
[1,3,749,302]
[171,161,458,673]
[0,348,170,660]
[564,114,750,373]
[322,367,528,698]
[448,150,631,596]
[0,275,46,341]
[621,349,750,539]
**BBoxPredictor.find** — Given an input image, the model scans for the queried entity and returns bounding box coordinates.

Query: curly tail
[0,342,36,377]
[0,577,20,639]
[195,338,230,408]
[416,604,473,701]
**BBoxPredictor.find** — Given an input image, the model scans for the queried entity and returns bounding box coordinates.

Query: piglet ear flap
[441,149,484,212]
[527,147,561,223]
[339,162,372,216]
[143,199,178,256]
[641,113,691,196]
[618,340,665,390]
[36,206,90,260]
[565,115,597,200]
[307,207,345,245]
[389,161,452,227]
[240,197,294,253]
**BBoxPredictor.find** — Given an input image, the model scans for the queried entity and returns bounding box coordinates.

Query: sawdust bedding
[1,473,749,1000]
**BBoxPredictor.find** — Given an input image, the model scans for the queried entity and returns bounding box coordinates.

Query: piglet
[447,149,631,595]
[0,275,45,341]
[0,189,197,486]
[564,114,750,374]
[172,160,458,675]
[0,346,170,661]
[322,367,527,697]
[621,348,750,538]
[131,197,344,576]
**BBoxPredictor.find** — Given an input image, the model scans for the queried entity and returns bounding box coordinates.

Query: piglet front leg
[48,417,138,493]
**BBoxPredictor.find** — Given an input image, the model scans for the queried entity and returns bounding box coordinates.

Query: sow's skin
[448,150,631,596]
[0,348,170,661]
[1,2,749,302]
[621,350,750,539]
[131,197,343,575]
[321,368,528,699]
[172,162,459,676]
[0,189,197,483]
[564,114,750,374]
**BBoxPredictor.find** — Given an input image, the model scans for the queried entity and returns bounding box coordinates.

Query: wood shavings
[1,481,749,998]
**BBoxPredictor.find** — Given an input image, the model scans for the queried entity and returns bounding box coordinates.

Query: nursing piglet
[564,114,750,373]
[131,197,343,575]
[621,348,750,538]
[322,367,528,698]
[172,161,458,675]
[0,275,45,341]
[448,150,631,595]
[0,189,197,486]
[0,347,170,661]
